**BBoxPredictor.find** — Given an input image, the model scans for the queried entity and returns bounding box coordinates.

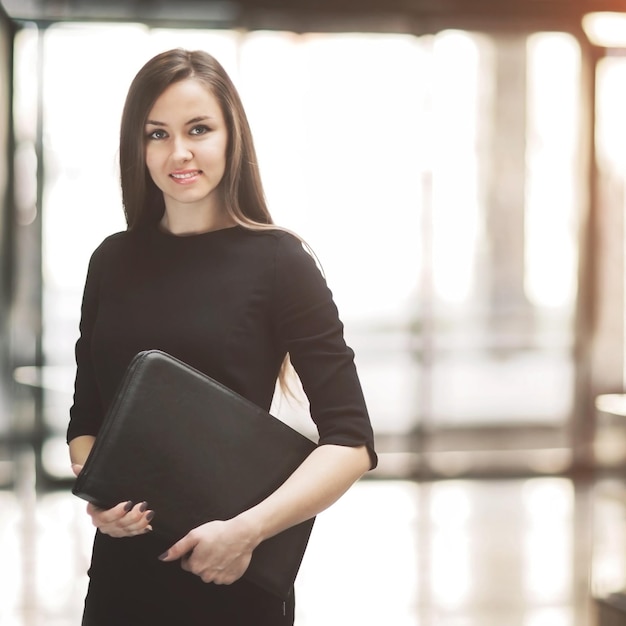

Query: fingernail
[124,501,133,512]
[146,511,155,522]
[144,526,153,533]
[139,501,148,512]
[158,551,168,561]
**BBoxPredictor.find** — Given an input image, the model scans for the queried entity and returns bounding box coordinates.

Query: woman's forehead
[147,79,223,121]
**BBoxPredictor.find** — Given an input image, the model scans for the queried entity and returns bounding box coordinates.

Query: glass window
[22,24,582,477]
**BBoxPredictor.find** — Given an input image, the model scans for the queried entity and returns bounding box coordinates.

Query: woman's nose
[172,137,192,162]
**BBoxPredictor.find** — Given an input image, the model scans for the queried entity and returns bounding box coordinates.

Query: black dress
[67,224,377,626]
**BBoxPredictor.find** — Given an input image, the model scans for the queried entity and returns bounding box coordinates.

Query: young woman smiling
[67,48,376,626]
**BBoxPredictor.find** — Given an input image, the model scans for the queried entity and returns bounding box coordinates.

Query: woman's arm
[240,443,370,537]
[69,434,96,473]
[159,443,370,584]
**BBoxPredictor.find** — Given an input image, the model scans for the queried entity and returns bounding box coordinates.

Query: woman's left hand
[158,517,260,585]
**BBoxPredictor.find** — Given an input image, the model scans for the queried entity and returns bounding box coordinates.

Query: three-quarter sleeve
[66,245,105,442]
[273,233,377,469]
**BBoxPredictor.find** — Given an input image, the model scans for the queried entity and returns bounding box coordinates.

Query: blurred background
[1,0,626,624]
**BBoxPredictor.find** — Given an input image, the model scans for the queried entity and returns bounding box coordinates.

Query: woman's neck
[159,205,235,236]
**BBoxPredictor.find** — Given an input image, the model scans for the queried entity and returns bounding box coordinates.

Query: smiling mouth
[170,170,202,180]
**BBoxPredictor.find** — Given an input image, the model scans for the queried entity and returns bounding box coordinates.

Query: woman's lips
[170,170,202,183]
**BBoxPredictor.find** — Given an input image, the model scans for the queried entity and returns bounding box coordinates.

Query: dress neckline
[154,222,242,241]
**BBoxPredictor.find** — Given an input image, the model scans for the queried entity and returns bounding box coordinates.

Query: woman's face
[144,78,228,216]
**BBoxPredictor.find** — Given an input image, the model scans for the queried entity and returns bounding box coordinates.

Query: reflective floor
[0,453,616,625]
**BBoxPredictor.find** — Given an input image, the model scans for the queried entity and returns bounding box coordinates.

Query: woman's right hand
[85,500,155,538]
[71,453,154,537]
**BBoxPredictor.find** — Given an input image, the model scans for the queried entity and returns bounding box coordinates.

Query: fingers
[87,500,155,538]
[158,533,196,562]
[159,522,252,586]
[182,550,250,586]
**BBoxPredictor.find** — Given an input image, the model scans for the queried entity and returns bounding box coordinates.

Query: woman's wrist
[232,508,267,548]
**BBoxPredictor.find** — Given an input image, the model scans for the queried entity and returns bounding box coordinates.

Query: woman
[67,48,376,625]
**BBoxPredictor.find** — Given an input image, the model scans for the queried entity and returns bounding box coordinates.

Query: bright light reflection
[523,528,571,602]
[523,607,574,626]
[592,495,626,596]
[295,481,419,625]
[522,479,573,603]
[429,481,472,608]
[431,530,471,607]
[35,493,92,612]
[429,481,472,527]
[525,33,579,308]
[240,31,425,322]
[0,493,23,620]
[522,477,573,523]
[582,12,626,48]
[431,31,483,304]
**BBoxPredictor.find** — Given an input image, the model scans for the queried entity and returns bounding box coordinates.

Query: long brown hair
[119,48,302,394]
[119,48,274,231]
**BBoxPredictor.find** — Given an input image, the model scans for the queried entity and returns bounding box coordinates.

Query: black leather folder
[72,349,317,599]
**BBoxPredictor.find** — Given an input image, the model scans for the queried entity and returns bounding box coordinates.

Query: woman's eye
[146,129,167,140]
[190,125,210,136]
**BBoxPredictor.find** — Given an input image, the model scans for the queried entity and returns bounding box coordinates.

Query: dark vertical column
[9,24,46,488]
[572,38,600,474]
[0,7,15,448]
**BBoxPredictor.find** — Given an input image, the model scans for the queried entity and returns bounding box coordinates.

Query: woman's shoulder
[234,226,309,261]
[239,225,294,241]
[252,228,323,285]
[88,230,136,264]
[96,229,131,247]
[245,226,307,252]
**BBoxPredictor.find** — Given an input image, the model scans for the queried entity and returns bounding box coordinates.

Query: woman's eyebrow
[185,115,213,125]
[145,116,214,127]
